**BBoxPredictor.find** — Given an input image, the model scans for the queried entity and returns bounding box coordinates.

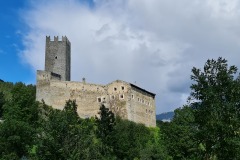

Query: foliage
[140,127,170,160]
[112,117,168,160]
[0,92,5,118]
[95,104,115,142]
[190,57,240,159]
[158,105,199,159]
[158,58,240,160]
[0,81,14,100]
[36,100,103,160]
[0,82,38,159]
[95,104,116,158]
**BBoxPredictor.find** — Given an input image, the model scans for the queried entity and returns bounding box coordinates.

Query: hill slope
[156,111,174,121]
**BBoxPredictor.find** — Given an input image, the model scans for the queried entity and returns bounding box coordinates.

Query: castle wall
[106,80,130,119]
[106,80,156,126]
[37,74,107,118]
[129,87,156,127]
[37,73,156,126]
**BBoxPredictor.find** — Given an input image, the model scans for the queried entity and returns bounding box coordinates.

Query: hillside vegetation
[0,57,240,159]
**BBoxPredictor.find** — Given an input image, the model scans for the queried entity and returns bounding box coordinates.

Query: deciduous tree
[190,57,240,159]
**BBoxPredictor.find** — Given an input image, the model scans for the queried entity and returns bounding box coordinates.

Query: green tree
[36,100,80,159]
[111,117,168,159]
[0,81,14,100]
[139,127,169,160]
[96,104,115,141]
[95,104,116,158]
[36,100,103,160]
[111,118,148,159]
[158,105,199,159]
[190,57,240,159]
[0,92,5,118]
[0,82,38,159]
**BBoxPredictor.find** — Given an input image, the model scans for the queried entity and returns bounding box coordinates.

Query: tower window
[119,94,124,99]
[114,87,117,91]
[97,97,101,103]
[121,86,124,90]
[55,56,57,59]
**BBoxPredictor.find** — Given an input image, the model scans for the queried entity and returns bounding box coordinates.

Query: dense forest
[0,57,240,160]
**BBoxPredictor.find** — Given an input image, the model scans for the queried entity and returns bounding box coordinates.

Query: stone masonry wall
[37,72,156,126]
[45,36,71,81]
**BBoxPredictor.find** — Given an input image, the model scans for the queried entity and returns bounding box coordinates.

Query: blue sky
[1,0,240,113]
[0,1,30,83]
[0,0,94,83]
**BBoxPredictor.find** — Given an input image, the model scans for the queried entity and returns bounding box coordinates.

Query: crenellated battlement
[46,36,71,45]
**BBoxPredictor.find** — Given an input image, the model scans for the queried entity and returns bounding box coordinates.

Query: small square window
[97,97,101,103]
[121,86,124,90]
[131,94,134,99]
[114,87,117,91]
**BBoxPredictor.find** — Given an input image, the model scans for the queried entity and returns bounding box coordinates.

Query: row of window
[97,94,125,103]
[137,97,151,106]
[97,94,152,107]
[146,109,154,115]
[113,86,125,92]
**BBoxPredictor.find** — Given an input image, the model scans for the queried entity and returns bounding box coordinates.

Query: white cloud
[19,0,240,113]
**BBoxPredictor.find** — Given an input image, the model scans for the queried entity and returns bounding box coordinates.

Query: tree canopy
[190,57,240,159]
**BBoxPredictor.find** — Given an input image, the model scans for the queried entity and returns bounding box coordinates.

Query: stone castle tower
[36,36,156,127]
[45,36,71,81]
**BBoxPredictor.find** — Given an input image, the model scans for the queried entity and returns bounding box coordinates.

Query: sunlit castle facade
[36,36,156,127]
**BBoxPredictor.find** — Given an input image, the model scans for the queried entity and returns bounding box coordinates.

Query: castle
[36,36,156,127]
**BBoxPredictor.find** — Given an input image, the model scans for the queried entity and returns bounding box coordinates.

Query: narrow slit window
[120,94,124,99]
